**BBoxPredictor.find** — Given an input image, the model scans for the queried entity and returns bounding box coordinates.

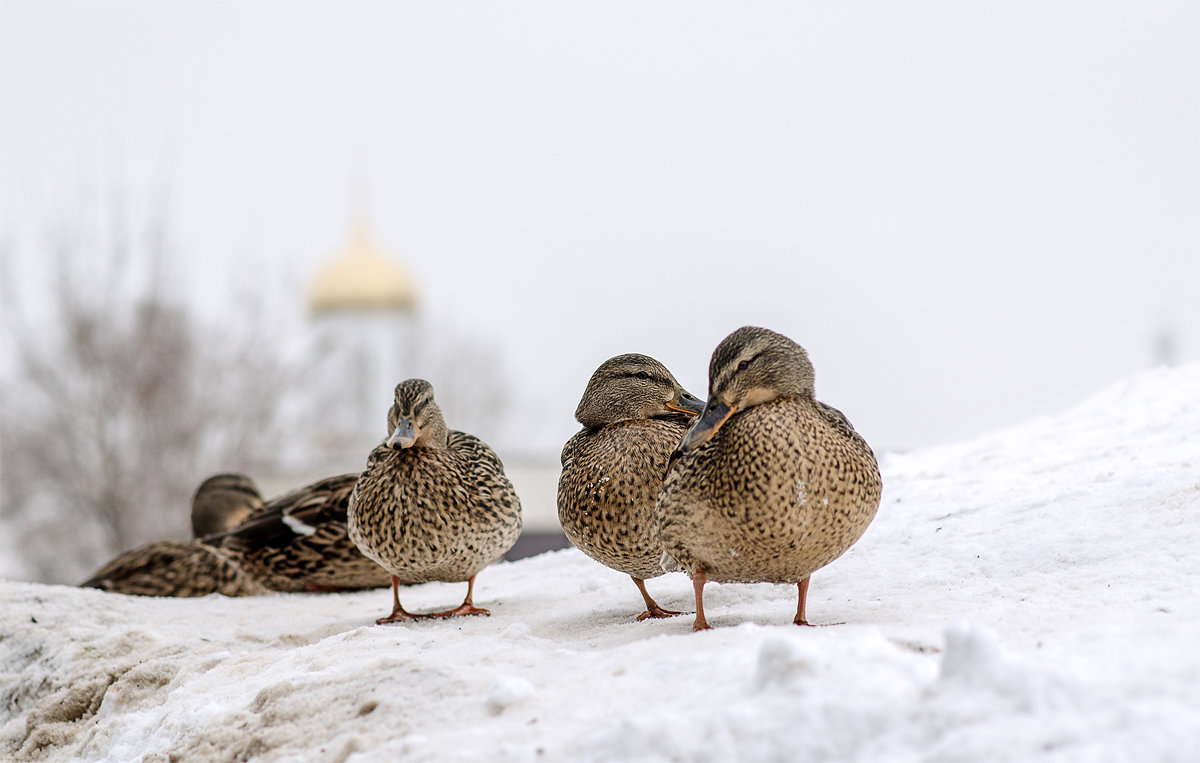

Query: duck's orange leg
[794,576,812,626]
[632,577,683,621]
[431,574,490,618]
[377,575,432,624]
[692,568,711,631]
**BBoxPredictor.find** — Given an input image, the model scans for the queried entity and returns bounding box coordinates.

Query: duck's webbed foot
[632,577,684,621]
[375,575,434,624]
[376,608,434,625]
[431,602,490,618]
[636,604,684,621]
[429,574,490,618]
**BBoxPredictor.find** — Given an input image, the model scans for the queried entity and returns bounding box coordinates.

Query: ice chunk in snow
[936,622,1076,715]
[501,622,533,640]
[755,635,817,689]
[487,677,535,714]
[939,622,1005,685]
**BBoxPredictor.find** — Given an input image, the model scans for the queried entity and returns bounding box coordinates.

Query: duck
[81,473,269,596]
[202,473,393,593]
[655,326,882,631]
[83,471,394,596]
[190,473,265,537]
[79,540,269,597]
[348,379,522,623]
[558,354,704,620]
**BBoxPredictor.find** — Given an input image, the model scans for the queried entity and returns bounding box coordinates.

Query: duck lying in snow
[83,472,391,596]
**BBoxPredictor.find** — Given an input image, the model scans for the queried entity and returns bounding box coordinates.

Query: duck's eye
[737,360,750,371]
[635,371,650,380]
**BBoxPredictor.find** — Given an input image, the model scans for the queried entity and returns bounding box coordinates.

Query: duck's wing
[448,430,523,521]
[816,400,874,453]
[203,473,359,553]
[449,430,503,469]
[559,427,590,469]
[199,473,389,592]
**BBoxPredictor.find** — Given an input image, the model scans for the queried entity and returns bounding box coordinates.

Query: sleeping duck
[80,473,268,596]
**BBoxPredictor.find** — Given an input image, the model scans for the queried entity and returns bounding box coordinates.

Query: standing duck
[81,473,269,597]
[655,326,882,631]
[348,379,522,623]
[558,354,704,620]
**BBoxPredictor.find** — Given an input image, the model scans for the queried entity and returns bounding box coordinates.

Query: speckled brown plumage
[348,379,522,622]
[558,354,703,619]
[655,326,882,630]
[80,472,269,597]
[204,473,392,593]
[80,541,269,597]
[81,471,392,597]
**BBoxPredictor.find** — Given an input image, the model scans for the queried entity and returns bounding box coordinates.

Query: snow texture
[2,365,1199,762]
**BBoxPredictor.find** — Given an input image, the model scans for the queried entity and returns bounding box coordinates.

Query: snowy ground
[2,365,1199,762]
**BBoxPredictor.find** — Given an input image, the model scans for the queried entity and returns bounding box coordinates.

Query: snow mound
[2,365,1199,761]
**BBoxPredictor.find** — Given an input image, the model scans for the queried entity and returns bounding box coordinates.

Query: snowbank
[2,365,1199,762]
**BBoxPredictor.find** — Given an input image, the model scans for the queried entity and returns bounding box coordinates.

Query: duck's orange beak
[677,399,736,455]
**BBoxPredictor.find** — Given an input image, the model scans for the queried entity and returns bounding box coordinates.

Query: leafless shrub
[0,199,293,583]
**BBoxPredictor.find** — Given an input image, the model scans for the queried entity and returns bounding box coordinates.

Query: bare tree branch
[1,197,294,583]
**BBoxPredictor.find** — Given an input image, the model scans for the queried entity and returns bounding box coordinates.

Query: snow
[3,364,1199,762]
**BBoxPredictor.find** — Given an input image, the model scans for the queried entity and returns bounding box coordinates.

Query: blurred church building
[295,217,566,559]
[306,217,420,468]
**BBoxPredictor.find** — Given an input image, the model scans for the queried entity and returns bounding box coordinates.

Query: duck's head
[678,326,814,454]
[386,379,449,450]
[574,353,705,429]
[191,473,264,537]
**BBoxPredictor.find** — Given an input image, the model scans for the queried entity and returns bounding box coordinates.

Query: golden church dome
[308,221,418,315]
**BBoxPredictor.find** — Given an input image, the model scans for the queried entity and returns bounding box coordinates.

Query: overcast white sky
[2,1,1197,455]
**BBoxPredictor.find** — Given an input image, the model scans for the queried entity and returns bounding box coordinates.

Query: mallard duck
[558,354,704,620]
[203,473,392,593]
[83,472,393,596]
[81,473,269,596]
[655,326,882,631]
[190,473,265,536]
[80,541,269,597]
[348,379,522,623]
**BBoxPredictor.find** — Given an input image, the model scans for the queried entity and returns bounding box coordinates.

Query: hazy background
[3,0,1197,457]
